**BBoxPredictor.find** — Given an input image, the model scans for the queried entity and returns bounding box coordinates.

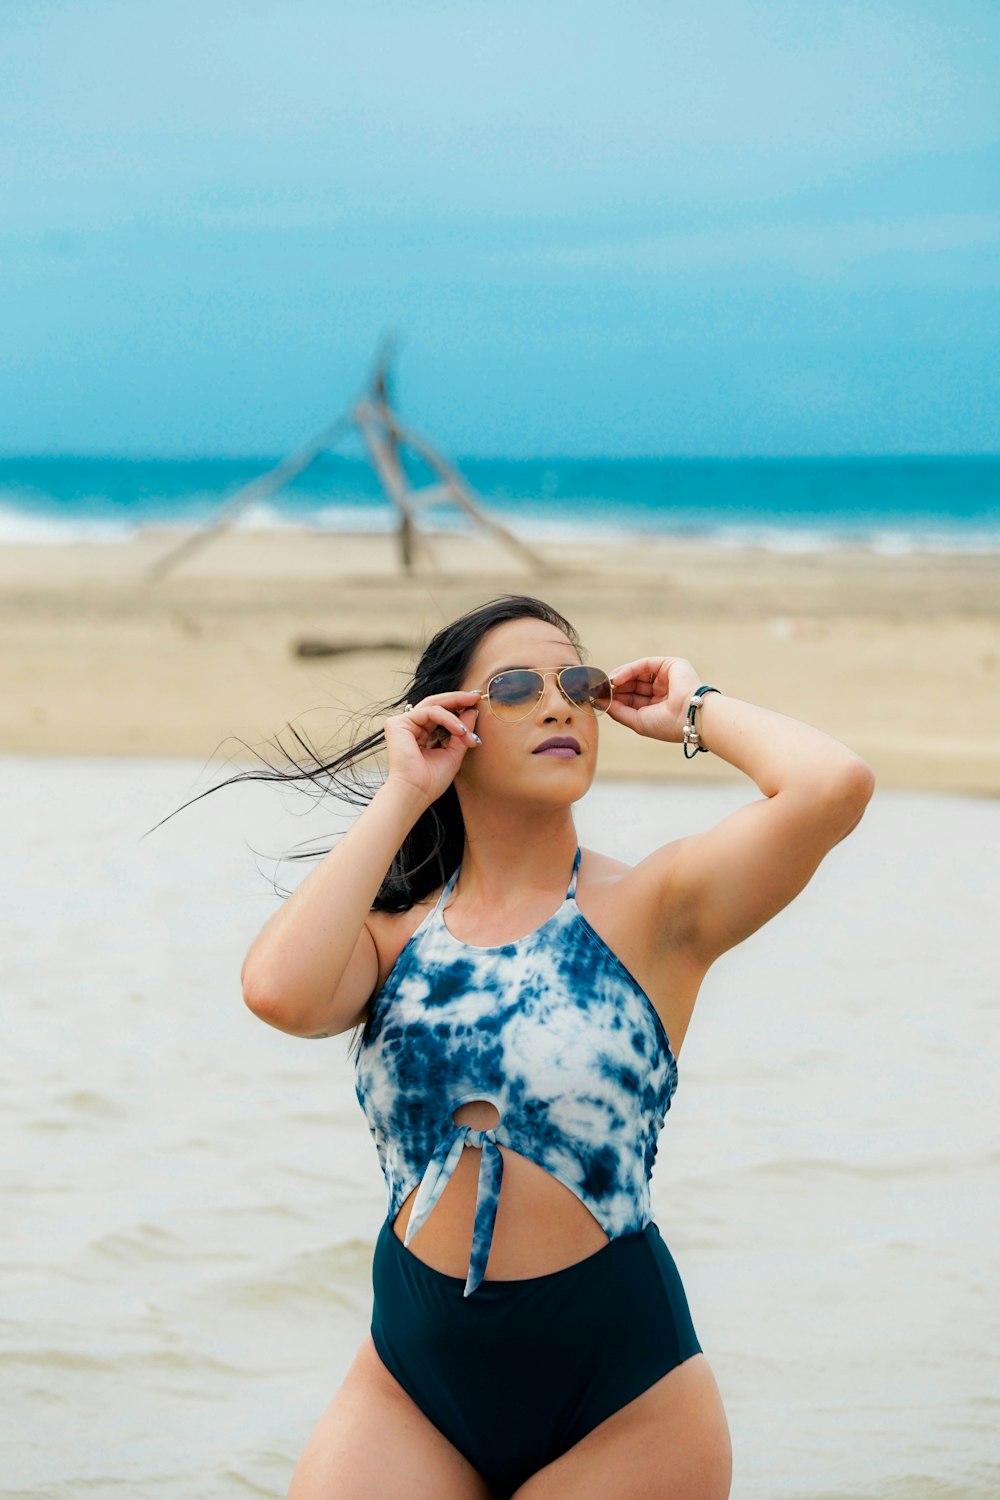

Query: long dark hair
[146,593,584,1059]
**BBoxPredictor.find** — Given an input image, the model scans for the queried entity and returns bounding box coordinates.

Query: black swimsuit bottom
[371,1212,702,1499]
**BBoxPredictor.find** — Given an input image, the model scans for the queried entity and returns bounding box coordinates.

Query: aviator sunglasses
[474,666,615,723]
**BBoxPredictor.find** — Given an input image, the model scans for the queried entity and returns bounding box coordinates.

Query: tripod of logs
[145,341,550,583]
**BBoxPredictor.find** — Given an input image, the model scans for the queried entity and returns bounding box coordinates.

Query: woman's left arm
[608,658,876,966]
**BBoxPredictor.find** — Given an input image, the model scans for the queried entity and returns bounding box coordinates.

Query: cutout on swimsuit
[453,1098,501,1131]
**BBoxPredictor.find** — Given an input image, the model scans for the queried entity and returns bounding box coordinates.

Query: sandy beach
[1,526,997,794]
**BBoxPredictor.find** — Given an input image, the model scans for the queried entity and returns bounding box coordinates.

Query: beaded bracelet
[682,685,722,759]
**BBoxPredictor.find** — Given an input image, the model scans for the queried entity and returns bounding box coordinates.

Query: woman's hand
[607,657,703,743]
[383,690,483,804]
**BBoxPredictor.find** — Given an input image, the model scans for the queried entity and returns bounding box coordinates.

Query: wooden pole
[355,400,553,574]
[355,407,435,572]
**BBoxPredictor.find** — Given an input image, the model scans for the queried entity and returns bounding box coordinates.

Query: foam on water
[1,454,998,553]
[0,498,135,544]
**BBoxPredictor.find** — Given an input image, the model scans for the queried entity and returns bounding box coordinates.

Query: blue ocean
[1,454,998,553]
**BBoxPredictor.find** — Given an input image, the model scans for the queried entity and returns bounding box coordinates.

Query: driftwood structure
[145,341,550,582]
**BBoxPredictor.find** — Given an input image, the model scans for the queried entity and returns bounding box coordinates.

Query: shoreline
[2,517,999,558]
[1,516,1000,564]
[1,528,997,794]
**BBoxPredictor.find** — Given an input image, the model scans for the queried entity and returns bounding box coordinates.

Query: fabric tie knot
[403,1120,505,1298]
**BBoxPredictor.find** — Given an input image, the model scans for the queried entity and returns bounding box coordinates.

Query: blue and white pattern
[354,847,679,1297]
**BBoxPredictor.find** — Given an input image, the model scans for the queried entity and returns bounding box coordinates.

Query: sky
[2,0,998,458]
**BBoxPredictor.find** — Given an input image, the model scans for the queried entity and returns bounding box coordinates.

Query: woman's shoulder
[580,842,686,895]
[578,840,694,948]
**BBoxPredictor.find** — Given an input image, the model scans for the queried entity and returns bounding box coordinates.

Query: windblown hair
[147,593,583,1060]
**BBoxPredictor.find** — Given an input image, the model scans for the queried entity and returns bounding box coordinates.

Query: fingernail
[468,732,481,743]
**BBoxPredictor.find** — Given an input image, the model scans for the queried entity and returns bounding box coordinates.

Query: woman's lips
[532,734,581,758]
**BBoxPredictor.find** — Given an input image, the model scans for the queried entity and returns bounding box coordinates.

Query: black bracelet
[682,686,721,759]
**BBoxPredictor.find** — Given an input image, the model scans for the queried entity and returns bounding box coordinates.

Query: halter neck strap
[431,863,461,915]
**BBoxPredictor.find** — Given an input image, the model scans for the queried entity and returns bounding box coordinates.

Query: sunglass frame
[477,666,615,722]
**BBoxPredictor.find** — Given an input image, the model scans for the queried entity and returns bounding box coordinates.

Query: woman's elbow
[842,756,877,807]
[241,977,342,1038]
[243,976,278,1022]
[827,757,876,842]
[241,954,269,1007]
[242,976,298,1032]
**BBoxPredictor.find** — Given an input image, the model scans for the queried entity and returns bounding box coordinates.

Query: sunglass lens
[489,670,544,718]
[561,667,613,713]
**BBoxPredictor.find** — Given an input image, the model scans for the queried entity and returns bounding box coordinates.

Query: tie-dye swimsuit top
[354,846,679,1297]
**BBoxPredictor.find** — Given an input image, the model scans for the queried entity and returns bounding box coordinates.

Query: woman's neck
[450,821,579,910]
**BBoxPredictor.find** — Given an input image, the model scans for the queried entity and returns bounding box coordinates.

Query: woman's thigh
[511,1353,733,1500]
[286,1333,493,1500]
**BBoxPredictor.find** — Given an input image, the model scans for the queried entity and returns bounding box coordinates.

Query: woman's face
[455,617,600,804]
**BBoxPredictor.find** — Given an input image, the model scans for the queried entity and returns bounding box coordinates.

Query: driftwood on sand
[292,636,412,658]
[145,340,552,583]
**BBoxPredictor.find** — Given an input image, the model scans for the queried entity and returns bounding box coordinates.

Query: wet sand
[3,757,997,1498]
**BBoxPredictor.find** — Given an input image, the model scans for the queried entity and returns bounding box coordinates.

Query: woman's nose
[540,676,572,716]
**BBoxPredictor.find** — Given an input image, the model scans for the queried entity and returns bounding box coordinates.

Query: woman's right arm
[241,781,430,1038]
[240,688,482,1039]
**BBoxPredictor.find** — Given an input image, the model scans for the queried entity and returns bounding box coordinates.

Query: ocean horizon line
[2,450,999,465]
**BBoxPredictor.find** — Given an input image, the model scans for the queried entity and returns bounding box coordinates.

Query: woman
[239,593,875,1499]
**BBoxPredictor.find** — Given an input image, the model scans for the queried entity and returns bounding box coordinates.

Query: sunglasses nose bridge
[540,670,576,714]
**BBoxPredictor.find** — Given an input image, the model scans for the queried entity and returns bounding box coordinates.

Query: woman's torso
[362,845,707,1283]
